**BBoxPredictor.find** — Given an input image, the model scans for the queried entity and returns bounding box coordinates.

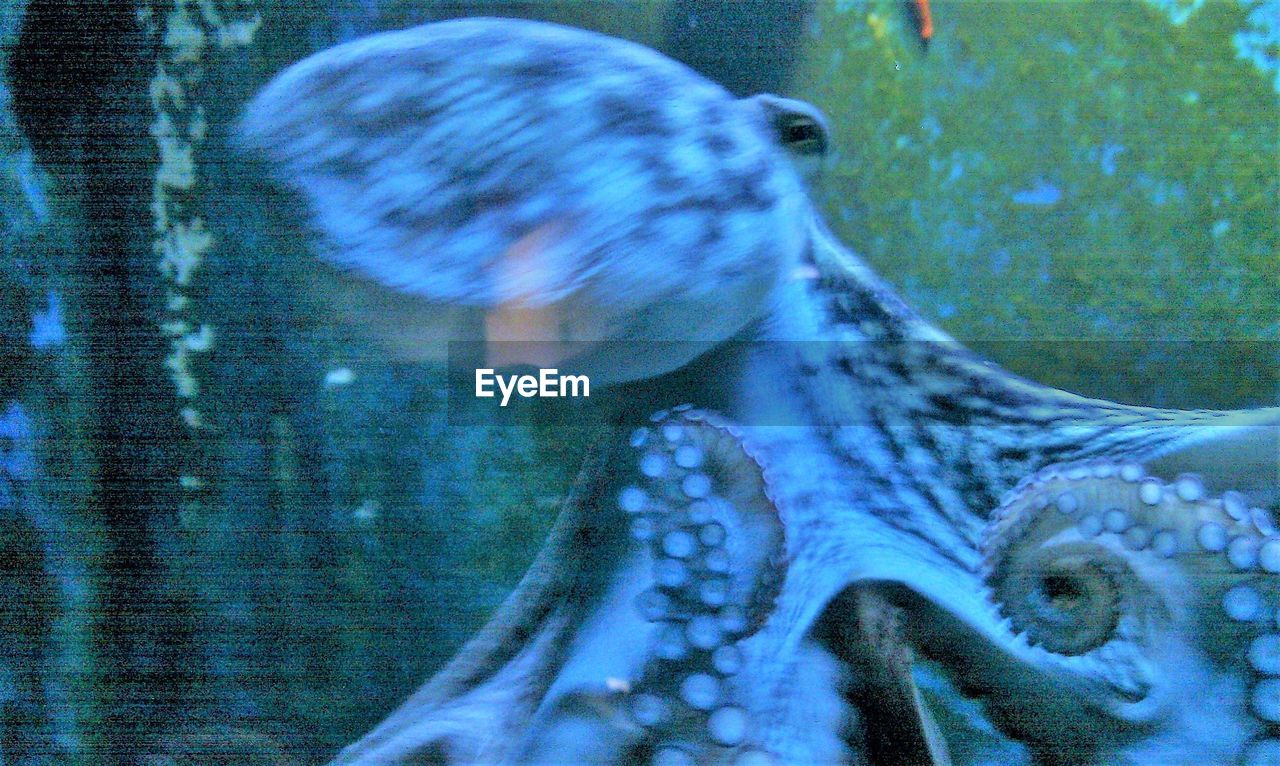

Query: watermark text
[475,368,590,407]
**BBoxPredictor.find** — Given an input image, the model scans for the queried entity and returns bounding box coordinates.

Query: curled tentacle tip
[985,459,1274,659]
[986,458,1280,737]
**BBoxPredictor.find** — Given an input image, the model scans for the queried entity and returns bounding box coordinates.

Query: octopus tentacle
[616,406,787,762]
[983,459,1280,753]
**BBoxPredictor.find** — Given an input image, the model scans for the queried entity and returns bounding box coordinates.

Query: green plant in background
[796,0,1278,408]
[141,0,260,499]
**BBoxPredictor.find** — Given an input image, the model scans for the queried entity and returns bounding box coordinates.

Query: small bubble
[1250,634,1280,675]
[1174,473,1205,502]
[656,624,688,660]
[1255,509,1278,536]
[632,516,657,541]
[700,522,726,547]
[718,605,749,634]
[631,693,667,726]
[735,751,775,766]
[637,588,670,620]
[700,578,729,607]
[1260,539,1280,573]
[688,499,715,524]
[713,644,743,675]
[1151,529,1178,558]
[1056,492,1080,514]
[1254,679,1280,723]
[705,548,730,573]
[653,748,694,766]
[656,558,689,588]
[1078,513,1103,538]
[1224,491,1249,521]
[1122,525,1151,550]
[1229,536,1260,570]
[1242,738,1280,766]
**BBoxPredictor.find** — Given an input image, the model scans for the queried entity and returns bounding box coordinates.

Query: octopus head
[239,18,830,384]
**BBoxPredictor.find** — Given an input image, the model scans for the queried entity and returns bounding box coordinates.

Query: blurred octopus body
[241,17,1280,766]
[241,16,825,382]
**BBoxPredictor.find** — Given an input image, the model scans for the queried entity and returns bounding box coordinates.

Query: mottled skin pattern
[241,18,1280,766]
[241,17,823,381]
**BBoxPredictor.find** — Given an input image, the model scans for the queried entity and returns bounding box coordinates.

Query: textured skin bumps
[241,18,819,377]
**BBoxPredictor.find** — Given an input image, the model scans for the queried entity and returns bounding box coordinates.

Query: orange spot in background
[914,0,934,43]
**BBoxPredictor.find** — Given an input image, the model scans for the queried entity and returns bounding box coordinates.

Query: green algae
[796,0,1278,408]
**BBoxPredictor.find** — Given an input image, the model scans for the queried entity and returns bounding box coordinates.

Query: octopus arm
[332,408,804,764]
[331,434,635,765]
[1142,407,1280,507]
[947,455,1280,763]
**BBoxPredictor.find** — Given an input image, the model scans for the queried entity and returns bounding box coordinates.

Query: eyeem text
[475,368,590,407]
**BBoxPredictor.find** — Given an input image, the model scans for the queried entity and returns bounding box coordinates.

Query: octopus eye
[777,113,827,156]
[745,94,830,159]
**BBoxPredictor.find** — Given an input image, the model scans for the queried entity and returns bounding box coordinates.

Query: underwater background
[0,0,1276,763]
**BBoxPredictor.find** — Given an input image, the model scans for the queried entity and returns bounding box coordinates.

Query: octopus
[240,17,1280,766]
